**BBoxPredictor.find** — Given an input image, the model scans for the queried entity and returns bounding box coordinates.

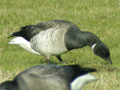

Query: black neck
[65,30,101,50]
[70,65,96,82]
[81,31,101,47]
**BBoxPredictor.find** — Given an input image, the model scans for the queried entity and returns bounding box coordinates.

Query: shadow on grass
[85,65,119,72]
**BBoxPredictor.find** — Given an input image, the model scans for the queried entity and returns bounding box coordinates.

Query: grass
[0,0,120,89]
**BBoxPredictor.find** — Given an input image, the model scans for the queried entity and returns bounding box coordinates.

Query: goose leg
[56,55,64,63]
[45,56,50,64]
[46,59,50,64]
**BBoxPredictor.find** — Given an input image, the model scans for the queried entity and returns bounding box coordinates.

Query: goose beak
[104,57,112,64]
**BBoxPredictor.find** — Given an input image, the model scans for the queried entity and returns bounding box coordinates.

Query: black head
[0,81,19,90]
[93,42,112,64]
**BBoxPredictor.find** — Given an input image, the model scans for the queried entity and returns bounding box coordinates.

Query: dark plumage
[8,20,112,64]
[0,65,97,90]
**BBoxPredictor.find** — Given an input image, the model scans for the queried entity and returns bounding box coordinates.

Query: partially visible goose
[8,20,112,64]
[0,64,98,90]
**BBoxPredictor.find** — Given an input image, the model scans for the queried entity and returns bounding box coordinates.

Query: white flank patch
[8,37,41,55]
[30,26,68,56]
[91,43,97,51]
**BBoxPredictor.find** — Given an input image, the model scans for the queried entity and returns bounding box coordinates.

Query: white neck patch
[91,43,97,51]
[71,74,98,90]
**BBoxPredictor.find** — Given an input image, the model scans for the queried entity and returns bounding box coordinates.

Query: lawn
[0,0,120,89]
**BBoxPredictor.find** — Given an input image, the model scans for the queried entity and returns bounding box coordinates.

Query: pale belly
[30,26,68,56]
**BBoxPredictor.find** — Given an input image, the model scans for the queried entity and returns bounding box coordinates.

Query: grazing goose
[0,64,97,90]
[8,20,112,64]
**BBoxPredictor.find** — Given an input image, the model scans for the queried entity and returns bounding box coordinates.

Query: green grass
[0,0,120,89]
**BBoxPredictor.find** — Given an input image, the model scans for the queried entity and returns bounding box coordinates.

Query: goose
[8,20,112,64]
[0,64,98,90]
